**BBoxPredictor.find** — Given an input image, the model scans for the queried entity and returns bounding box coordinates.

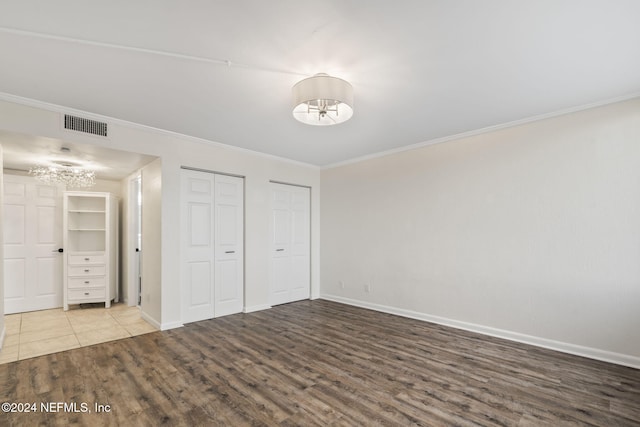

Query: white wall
[120,174,131,305]
[0,145,5,349]
[4,170,122,197]
[1,171,121,196]
[68,178,123,195]
[321,98,640,367]
[0,97,321,329]
[141,158,162,325]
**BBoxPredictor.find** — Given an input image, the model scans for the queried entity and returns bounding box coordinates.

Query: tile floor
[0,303,158,364]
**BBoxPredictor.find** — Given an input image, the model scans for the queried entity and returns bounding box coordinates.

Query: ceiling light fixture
[29,162,96,188]
[292,73,353,126]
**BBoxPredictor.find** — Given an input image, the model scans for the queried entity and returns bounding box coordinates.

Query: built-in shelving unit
[63,192,118,310]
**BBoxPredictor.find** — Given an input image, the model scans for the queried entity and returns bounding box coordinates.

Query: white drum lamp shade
[292,73,354,125]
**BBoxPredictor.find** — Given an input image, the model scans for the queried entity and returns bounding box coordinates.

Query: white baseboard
[320,294,640,370]
[138,310,180,331]
[244,304,271,314]
[159,321,183,331]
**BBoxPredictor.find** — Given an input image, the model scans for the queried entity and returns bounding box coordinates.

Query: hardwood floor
[1,300,638,426]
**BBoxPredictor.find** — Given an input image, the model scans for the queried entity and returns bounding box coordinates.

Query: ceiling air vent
[64,114,108,137]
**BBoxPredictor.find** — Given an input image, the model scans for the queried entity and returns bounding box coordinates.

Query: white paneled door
[3,175,64,314]
[180,169,244,324]
[269,183,310,306]
[213,174,244,317]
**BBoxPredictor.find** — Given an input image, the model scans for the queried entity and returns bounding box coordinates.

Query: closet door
[269,183,310,306]
[181,170,216,323]
[181,169,244,324]
[214,174,244,317]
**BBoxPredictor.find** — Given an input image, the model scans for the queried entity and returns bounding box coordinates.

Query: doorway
[0,131,159,320]
[269,182,311,306]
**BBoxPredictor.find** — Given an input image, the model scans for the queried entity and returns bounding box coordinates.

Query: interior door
[181,169,216,323]
[289,186,311,301]
[181,168,244,323]
[127,174,142,306]
[214,174,244,317]
[270,187,291,305]
[3,174,63,313]
[269,183,310,306]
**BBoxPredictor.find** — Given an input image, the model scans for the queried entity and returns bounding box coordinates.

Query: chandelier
[29,162,96,188]
[292,73,354,126]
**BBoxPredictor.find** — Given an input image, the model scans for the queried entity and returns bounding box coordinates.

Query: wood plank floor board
[1,299,639,426]
[611,399,640,424]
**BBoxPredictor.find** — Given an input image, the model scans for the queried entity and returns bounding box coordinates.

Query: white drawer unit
[63,192,119,310]
[65,254,109,307]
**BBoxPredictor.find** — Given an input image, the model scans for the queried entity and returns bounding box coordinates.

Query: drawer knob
[84,281,90,284]
[84,258,90,261]
[84,269,90,273]
[84,292,89,295]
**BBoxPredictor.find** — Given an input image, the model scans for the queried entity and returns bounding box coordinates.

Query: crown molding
[322,92,640,170]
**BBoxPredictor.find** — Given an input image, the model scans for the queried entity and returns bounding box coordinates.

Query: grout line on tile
[1,304,156,363]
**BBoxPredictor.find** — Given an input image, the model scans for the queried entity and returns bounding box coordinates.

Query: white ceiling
[0,130,157,181]
[0,1,639,167]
